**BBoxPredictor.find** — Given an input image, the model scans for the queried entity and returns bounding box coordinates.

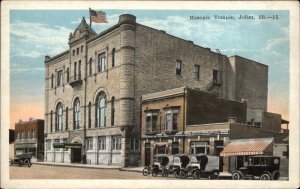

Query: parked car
[142,154,171,177]
[231,155,280,180]
[163,154,190,178]
[9,153,33,167]
[180,154,220,179]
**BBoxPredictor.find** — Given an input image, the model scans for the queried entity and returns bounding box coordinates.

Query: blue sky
[10,9,290,128]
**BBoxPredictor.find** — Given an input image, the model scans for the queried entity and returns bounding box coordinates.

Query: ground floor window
[190,141,210,154]
[156,145,167,154]
[98,137,106,150]
[130,138,140,151]
[172,142,179,154]
[112,136,121,150]
[46,140,51,151]
[63,138,68,151]
[86,137,93,150]
[54,139,60,151]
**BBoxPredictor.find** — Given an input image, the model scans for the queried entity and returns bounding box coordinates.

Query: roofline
[87,24,120,44]
[15,119,45,125]
[45,50,69,64]
[228,55,268,67]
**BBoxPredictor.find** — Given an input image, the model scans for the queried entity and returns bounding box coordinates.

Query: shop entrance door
[144,143,151,166]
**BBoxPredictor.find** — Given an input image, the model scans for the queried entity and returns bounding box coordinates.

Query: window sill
[145,131,158,135]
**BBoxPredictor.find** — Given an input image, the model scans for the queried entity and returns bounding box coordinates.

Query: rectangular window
[98,137,106,150]
[73,50,75,56]
[66,68,70,83]
[194,65,200,80]
[86,137,93,150]
[77,47,79,55]
[57,70,63,86]
[27,130,30,139]
[164,109,179,132]
[98,53,106,72]
[74,62,77,79]
[22,132,24,139]
[78,60,81,79]
[213,69,221,84]
[190,141,210,155]
[130,139,140,151]
[176,60,182,75]
[145,112,158,132]
[81,46,83,52]
[32,130,35,138]
[112,136,121,150]
[172,142,179,154]
[146,113,152,131]
[88,103,91,128]
[157,146,166,154]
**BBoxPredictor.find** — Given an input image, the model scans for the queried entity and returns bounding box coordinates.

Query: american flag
[90,9,108,24]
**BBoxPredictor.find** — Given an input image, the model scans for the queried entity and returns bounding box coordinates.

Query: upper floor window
[88,102,91,128]
[72,50,75,56]
[98,53,106,72]
[21,131,24,139]
[65,107,68,131]
[213,69,221,84]
[73,98,80,130]
[50,111,53,132]
[26,130,30,139]
[55,103,63,131]
[32,130,35,138]
[112,48,116,67]
[76,47,79,55]
[96,92,106,127]
[86,137,93,150]
[176,60,182,75]
[111,97,115,126]
[81,45,83,52]
[164,109,179,132]
[98,137,106,150]
[145,111,158,132]
[194,65,200,80]
[74,62,77,78]
[89,58,93,75]
[57,70,63,87]
[112,136,121,150]
[78,60,81,79]
[66,68,70,83]
[51,74,54,88]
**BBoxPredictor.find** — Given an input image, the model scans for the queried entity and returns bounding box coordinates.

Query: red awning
[220,138,273,157]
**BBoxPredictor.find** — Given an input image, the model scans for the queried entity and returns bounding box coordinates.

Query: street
[10,164,228,180]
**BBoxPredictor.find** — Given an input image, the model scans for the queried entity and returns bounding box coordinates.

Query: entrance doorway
[71,148,82,163]
[144,143,151,166]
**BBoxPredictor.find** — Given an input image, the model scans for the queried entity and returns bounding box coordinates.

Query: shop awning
[220,138,273,157]
[15,143,37,149]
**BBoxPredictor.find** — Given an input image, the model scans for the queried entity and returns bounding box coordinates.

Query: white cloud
[11,21,72,57]
[11,67,44,73]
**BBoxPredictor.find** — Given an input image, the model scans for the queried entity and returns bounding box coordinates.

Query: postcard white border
[1,1,299,189]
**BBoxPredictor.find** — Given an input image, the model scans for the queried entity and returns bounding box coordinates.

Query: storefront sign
[53,143,82,149]
[15,143,36,149]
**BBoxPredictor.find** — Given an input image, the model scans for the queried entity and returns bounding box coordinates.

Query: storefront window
[112,136,121,150]
[98,137,106,150]
[190,141,210,154]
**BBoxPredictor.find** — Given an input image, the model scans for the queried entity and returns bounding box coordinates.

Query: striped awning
[220,138,273,157]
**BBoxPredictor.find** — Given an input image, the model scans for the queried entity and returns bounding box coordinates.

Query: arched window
[89,58,92,75]
[88,102,91,128]
[66,68,70,83]
[112,48,116,68]
[96,92,106,127]
[111,96,115,126]
[74,98,80,129]
[55,103,63,131]
[65,107,68,131]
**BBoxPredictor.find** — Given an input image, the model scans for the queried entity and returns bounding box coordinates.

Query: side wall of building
[186,89,247,125]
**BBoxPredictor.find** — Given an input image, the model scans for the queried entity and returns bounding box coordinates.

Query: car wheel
[152,169,158,177]
[180,170,187,179]
[18,161,23,167]
[260,173,271,180]
[162,169,168,177]
[210,171,219,179]
[193,170,201,179]
[272,171,280,180]
[24,159,29,165]
[174,169,181,178]
[142,168,149,176]
[232,172,241,180]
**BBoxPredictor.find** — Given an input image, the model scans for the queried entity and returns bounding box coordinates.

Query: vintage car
[9,153,33,167]
[142,154,171,177]
[163,154,190,178]
[232,155,280,180]
[180,154,220,179]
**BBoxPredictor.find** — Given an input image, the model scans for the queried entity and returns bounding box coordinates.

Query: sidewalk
[34,161,122,169]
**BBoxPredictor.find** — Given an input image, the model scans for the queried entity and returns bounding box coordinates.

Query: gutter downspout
[182,87,186,154]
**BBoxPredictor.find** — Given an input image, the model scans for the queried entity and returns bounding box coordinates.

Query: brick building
[44,14,268,166]
[14,119,44,162]
[140,87,288,174]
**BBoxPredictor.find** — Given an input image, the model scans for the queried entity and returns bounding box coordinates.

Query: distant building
[14,119,44,162]
[44,14,269,166]
[140,87,288,174]
[9,129,15,159]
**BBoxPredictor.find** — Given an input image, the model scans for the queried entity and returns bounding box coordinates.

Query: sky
[10,9,290,129]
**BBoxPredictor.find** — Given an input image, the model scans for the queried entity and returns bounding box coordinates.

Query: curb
[119,168,143,173]
[33,162,121,170]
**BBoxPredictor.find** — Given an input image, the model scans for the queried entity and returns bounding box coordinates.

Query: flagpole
[89,8,92,27]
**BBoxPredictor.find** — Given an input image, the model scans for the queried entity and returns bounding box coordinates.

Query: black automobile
[163,154,190,178]
[232,155,280,180]
[9,153,33,167]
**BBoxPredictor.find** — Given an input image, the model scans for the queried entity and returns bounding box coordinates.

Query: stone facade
[44,14,269,167]
[14,119,44,162]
